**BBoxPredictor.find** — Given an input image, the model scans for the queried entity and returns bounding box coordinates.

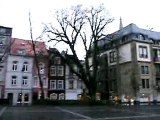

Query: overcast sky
[0,0,160,40]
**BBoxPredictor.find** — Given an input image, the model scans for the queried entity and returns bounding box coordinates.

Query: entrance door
[8,93,13,105]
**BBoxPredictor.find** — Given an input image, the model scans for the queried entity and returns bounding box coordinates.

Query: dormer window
[122,35,128,43]
[18,49,26,55]
[0,36,6,45]
[54,57,61,64]
[136,34,145,40]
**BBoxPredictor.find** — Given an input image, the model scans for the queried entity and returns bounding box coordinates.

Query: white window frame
[50,80,56,89]
[54,57,61,64]
[69,80,74,89]
[50,66,56,76]
[22,62,28,72]
[57,80,64,89]
[139,46,148,58]
[43,77,47,87]
[39,63,45,74]
[12,61,18,71]
[50,93,57,100]
[57,66,64,76]
[34,76,39,86]
[22,76,28,86]
[11,76,17,85]
[59,93,64,100]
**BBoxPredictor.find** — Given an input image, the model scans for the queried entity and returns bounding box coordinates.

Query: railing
[154,57,160,62]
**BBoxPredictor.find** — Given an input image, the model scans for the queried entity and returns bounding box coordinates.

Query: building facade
[99,23,160,102]
[65,64,84,100]
[5,38,48,105]
[48,48,65,100]
[0,26,12,98]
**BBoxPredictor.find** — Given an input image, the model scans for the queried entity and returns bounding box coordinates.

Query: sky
[0,0,160,58]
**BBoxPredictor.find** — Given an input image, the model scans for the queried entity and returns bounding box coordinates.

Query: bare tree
[44,5,113,100]
[29,12,45,100]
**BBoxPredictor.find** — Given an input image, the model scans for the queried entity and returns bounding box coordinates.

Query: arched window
[59,93,64,100]
[50,93,57,100]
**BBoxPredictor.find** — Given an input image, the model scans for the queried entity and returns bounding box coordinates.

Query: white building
[5,55,33,105]
[65,65,84,100]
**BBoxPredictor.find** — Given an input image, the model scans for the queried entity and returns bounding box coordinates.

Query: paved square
[1,105,160,120]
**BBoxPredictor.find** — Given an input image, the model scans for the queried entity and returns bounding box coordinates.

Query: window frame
[57,66,64,76]
[54,57,61,64]
[50,93,57,100]
[141,65,149,74]
[109,51,116,63]
[22,61,28,72]
[68,80,74,89]
[50,80,56,89]
[57,80,64,89]
[11,76,17,85]
[142,79,150,89]
[50,66,56,76]
[12,61,18,71]
[139,46,148,58]
[22,76,28,86]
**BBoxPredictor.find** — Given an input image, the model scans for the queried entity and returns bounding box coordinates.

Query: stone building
[99,23,160,102]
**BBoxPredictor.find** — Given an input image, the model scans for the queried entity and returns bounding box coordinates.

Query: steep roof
[11,38,48,56]
[112,23,160,40]
[98,23,160,47]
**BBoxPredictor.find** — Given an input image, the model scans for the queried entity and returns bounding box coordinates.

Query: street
[1,105,160,120]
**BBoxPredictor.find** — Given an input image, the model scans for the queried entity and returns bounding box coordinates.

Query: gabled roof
[11,38,48,56]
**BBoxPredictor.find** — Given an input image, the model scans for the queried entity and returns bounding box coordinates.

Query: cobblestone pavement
[1,105,160,120]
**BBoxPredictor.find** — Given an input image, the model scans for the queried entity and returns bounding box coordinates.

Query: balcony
[153,57,160,63]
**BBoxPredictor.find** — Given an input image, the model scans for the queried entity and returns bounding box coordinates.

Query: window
[50,80,56,89]
[0,36,6,45]
[11,76,17,85]
[141,66,149,74]
[139,34,145,40]
[109,51,116,63]
[12,61,18,71]
[0,28,6,34]
[142,79,149,89]
[17,93,22,102]
[69,80,74,89]
[57,66,64,76]
[34,76,38,86]
[24,93,29,102]
[50,66,56,76]
[43,77,47,87]
[59,93,64,100]
[22,62,28,72]
[54,57,61,64]
[22,76,28,86]
[156,65,160,73]
[69,68,74,76]
[139,46,148,58]
[57,80,64,89]
[50,93,57,100]
[39,63,45,74]
[18,49,26,55]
